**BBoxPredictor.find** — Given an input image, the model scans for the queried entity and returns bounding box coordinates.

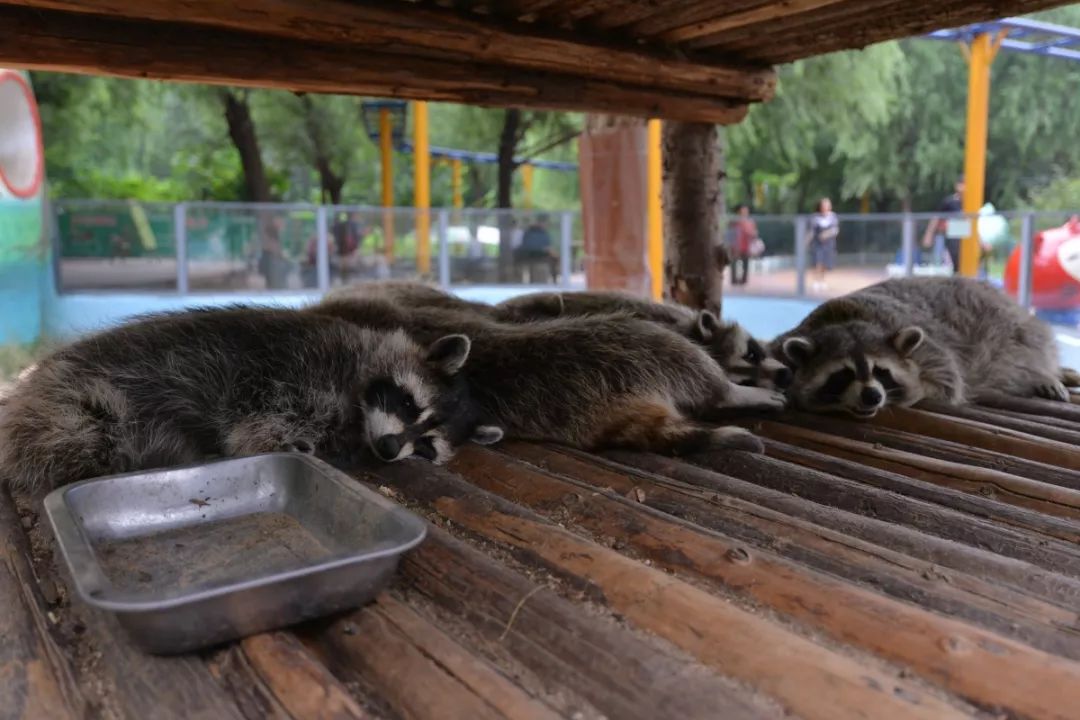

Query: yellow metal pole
[754,182,765,209]
[646,118,663,301]
[521,163,535,209]
[960,32,995,277]
[413,101,431,276]
[860,192,870,214]
[451,158,463,210]
[379,108,395,262]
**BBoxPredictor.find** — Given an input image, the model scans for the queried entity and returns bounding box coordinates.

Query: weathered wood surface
[7,382,1080,719]
[1,0,776,101]
[0,5,749,124]
[2,0,1073,120]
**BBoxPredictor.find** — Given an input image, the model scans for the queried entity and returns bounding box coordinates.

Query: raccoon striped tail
[593,398,764,455]
[1061,367,1080,388]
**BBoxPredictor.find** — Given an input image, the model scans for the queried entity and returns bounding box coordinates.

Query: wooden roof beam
[2,0,776,103]
[0,5,751,124]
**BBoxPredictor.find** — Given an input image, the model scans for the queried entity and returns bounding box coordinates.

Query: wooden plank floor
[4,397,1080,719]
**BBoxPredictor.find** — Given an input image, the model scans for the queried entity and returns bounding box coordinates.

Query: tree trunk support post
[647,119,663,301]
[413,100,431,277]
[960,31,1005,277]
[379,107,395,263]
[661,121,726,314]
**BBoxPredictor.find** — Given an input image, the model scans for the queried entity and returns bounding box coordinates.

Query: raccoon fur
[494,290,791,390]
[0,306,494,491]
[309,298,786,456]
[326,280,496,317]
[773,276,1075,418]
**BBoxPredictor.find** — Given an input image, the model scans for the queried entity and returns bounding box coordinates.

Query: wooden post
[662,121,726,313]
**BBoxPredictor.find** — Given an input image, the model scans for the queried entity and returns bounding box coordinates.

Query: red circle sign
[0,70,45,199]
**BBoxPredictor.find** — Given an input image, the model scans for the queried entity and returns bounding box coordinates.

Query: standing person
[517,214,556,283]
[921,177,965,273]
[808,198,839,293]
[729,203,758,286]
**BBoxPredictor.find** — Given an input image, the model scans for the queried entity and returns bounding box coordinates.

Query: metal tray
[44,453,427,654]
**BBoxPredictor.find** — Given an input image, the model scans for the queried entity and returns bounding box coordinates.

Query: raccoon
[773,276,1075,418]
[309,298,786,456]
[0,306,494,491]
[494,290,792,390]
[326,280,496,317]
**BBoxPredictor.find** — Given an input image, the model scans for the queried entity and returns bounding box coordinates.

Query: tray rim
[43,452,427,613]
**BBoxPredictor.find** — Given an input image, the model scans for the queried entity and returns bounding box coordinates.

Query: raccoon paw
[1034,381,1070,402]
[709,426,765,453]
[725,384,787,411]
[283,438,317,455]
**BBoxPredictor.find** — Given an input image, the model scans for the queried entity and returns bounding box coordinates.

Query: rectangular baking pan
[44,452,426,654]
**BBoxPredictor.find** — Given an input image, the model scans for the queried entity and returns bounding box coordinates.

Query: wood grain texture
[394,528,769,720]
[367,461,973,720]
[501,442,1080,648]
[0,5,749,123]
[598,449,1080,608]
[447,445,1080,718]
[1,0,776,101]
[0,492,84,720]
[241,633,369,720]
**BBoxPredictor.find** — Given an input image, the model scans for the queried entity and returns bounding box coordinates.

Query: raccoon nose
[860,386,884,407]
[773,367,793,389]
[374,435,402,461]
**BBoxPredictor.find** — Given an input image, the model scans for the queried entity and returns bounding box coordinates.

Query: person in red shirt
[728,203,758,286]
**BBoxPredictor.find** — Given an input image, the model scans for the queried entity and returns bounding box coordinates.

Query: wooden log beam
[447,445,1080,713]
[0,5,749,124]
[681,448,1080,576]
[0,492,85,720]
[392,528,764,720]
[919,400,1080,445]
[205,644,296,720]
[753,422,1080,523]
[660,0,851,43]
[755,435,1080,543]
[0,0,777,102]
[366,463,971,720]
[731,0,1070,61]
[662,121,727,312]
[502,442,1080,638]
[240,633,370,720]
[592,449,1080,607]
[307,595,556,720]
[867,406,1080,471]
[770,410,1080,490]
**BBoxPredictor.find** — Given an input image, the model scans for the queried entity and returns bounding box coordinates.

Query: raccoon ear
[892,326,925,357]
[471,425,504,445]
[694,311,722,342]
[427,334,471,375]
[781,336,815,366]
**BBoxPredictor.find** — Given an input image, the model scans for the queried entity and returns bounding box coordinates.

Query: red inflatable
[1004,216,1080,310]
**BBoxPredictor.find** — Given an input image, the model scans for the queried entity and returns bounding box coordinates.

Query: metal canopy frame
[921,15,1080,277]
[927,17,1080,62]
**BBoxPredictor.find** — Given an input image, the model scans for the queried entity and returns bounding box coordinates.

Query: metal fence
[50,201,1080,317]
[52,201,585,293]
[726,210,1079,316]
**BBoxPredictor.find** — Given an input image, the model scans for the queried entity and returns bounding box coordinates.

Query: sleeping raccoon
[494,290,792,390]
[0,306,495,490]
[326,280,496,317]
[773,276,1076,418]
[309,298,786,456]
